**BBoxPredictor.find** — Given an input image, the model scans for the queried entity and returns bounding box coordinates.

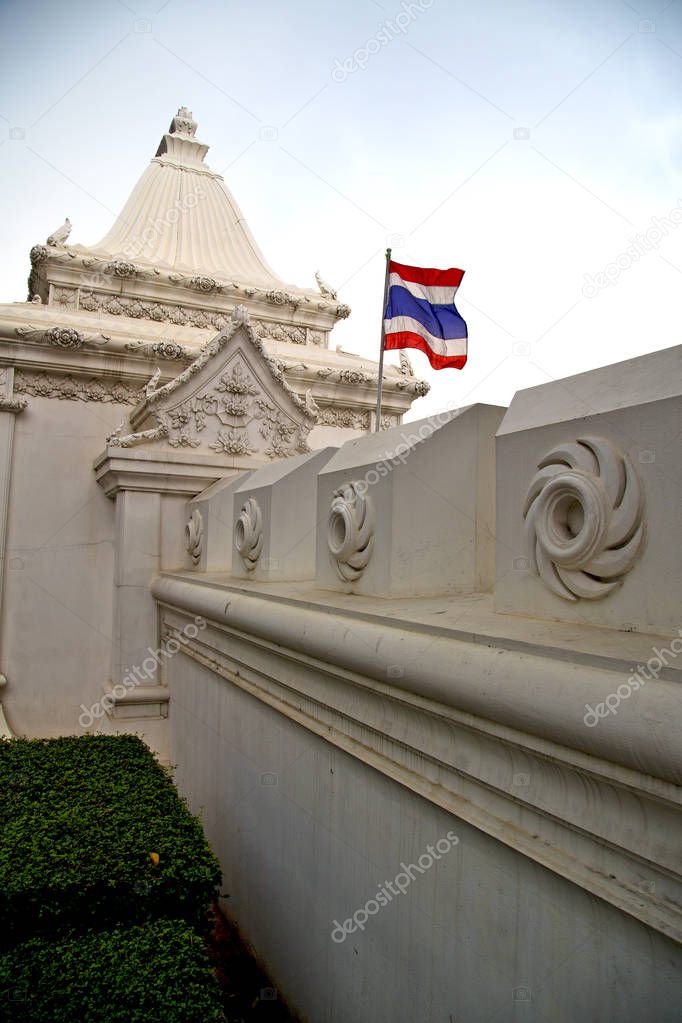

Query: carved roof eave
[0,305,430,415]
[0,303,428,401]
[28,244,350,328]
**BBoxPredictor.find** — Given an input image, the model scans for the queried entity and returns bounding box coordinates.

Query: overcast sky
[1,0,681,419]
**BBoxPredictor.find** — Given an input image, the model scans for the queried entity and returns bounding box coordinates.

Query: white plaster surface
[316,405,504,597]
[185,472,252,573]
[495,345,682,634]
[167,644,682,1023]
[2,396,120,737]
[231,447,338,581]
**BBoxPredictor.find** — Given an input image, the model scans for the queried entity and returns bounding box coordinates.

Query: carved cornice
[94,447,241,498]
[15,324,110,350]
[34,249,347,319]
[312,405,397,430]
[75,289,335,340]
[81,256,154,280]
[14,370,142,405]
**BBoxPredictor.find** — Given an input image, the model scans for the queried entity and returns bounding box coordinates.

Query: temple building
[20,106,427,441]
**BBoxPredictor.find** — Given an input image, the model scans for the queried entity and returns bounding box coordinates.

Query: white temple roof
[76,108,300,290]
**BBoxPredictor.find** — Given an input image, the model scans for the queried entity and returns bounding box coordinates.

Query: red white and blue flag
[383,260,468,370]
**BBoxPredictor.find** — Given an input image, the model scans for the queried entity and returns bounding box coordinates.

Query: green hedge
[0,735,221,945]
[0,918,224,1023]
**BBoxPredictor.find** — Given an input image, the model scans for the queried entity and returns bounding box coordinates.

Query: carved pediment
[107,307,316,459]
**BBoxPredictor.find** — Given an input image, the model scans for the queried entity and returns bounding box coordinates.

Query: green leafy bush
[0,918,224,1023]
[0,735,221,945]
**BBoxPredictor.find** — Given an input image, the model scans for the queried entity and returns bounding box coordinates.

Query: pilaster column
[93,445,239,753]
[0,368,28,735]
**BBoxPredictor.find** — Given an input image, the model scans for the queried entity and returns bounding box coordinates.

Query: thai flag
[383,260,468,370]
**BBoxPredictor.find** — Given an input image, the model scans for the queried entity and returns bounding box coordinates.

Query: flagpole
[374,247,391,432]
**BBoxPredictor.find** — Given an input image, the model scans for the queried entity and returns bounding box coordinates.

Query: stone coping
[157,570,682,680]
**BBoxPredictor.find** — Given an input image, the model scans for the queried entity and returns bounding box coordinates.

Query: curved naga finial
[46,217,71,246]
[185,509,204,566]
[327,482,375,582]
[314,271,338,301]
[523,436,644,601]
[235,498,263,571]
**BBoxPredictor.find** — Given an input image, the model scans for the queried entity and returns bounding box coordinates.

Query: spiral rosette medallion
[185,509,204,566]
[523,436,644,601]
[235,497,263,571]
[328,482,375,582]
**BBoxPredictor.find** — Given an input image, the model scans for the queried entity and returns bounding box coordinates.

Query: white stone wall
[168,650,682,1023]
[2,396,121,735]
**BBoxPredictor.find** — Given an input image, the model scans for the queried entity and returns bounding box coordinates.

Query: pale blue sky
[1,0,681,417]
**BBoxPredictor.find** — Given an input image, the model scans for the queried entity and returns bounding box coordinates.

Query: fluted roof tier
[79,108,301,290]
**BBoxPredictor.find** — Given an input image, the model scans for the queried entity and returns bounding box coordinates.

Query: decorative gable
[108,306,317,459]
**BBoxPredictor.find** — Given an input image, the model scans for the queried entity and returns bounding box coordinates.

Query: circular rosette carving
[327,482,375,582]
[185,509,204,566]
[235,498,263,571]
[46,326,83,350]
[105,260,137,278]
[523,437,644,601]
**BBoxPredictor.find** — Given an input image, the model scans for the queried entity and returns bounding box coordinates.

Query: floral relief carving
[0,397,28,413]
[264,290,294,306]
[315,366,373,386]
[14,370,142,405]
[168,273,224,293]
[127,311,316,457]
[79,290,232,330]
[209,428,255,455]
[252,320,307,345]
[155,352,310,457]
[51,287,78,310]
[76,288,345,336]
[316,406,371,429]
[15,325,110,350]
[80,257,147,280]
[124,339,190,360]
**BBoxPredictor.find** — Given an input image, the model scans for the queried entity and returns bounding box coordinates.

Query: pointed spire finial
[170,106,197,137]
